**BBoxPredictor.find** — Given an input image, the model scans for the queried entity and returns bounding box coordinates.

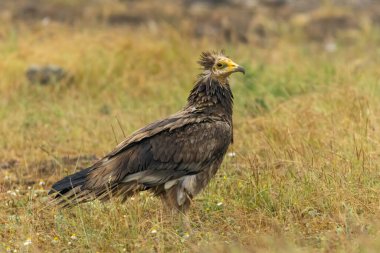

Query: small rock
[0,159,18,170]
[26,64,72,85]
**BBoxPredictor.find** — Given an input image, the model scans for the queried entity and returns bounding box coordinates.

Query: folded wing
[49,111,231,205]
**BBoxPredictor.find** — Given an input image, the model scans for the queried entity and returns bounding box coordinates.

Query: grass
[1,9,380,252]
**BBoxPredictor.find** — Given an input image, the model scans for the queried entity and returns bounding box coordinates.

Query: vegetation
[1,2,380,252]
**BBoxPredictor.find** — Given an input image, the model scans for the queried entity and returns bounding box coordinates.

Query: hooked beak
[234,65,245,75]
[226,59,245,75]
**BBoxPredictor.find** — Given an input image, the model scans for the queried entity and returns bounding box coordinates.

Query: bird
[48,51,245,212]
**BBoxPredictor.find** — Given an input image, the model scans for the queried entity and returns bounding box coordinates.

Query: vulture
[49,51,245,212]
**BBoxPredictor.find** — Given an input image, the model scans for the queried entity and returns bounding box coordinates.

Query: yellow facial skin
[212,57,245,79]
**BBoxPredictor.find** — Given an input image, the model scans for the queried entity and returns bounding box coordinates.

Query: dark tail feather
[48,167,92,196]
[48,165,164,207]
[48,167,138,207]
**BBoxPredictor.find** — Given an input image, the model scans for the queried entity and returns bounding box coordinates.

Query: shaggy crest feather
[198,50,226,70]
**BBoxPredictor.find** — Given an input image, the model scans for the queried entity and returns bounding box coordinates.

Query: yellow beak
[226,59,245,74]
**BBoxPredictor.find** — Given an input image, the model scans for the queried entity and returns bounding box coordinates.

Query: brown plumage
[49,51,245,211]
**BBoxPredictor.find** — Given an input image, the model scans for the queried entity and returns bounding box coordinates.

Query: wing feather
[84,115,231,191]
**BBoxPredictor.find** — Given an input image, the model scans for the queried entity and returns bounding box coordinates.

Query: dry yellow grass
[1,9,380,252]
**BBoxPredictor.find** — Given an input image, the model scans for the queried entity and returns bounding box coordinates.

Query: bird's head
[198,51,245,83]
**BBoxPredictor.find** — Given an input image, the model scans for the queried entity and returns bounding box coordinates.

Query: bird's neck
[186,75,233,121]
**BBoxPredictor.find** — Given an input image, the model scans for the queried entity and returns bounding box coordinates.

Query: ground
[1,1,380,252]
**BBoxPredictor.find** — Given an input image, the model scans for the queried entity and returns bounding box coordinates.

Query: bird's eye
[216,62,224,68]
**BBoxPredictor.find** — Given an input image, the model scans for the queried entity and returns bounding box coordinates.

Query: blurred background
[1,0,379,44]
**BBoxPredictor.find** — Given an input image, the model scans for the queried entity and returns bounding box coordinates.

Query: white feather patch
[164,179,178,190]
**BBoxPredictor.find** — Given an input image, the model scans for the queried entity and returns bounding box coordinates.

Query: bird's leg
[160,194,193,235]
[179,211,192,234]
[177,197,194,236]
